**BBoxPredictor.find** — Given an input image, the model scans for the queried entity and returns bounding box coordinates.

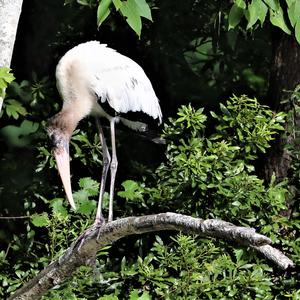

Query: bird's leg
[95,118,111,225]
[108,117,118,222]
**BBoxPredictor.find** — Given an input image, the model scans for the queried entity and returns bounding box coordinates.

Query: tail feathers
[120,117,166,144]
[136,129,166,144]
[120,117,148,132]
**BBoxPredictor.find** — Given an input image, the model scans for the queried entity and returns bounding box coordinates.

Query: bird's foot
[94,214,105,228]
[76,215,105,251]
[94,214,105,240]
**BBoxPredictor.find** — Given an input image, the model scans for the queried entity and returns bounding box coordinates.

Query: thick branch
[9,213,294,300]
[253,245,294,270]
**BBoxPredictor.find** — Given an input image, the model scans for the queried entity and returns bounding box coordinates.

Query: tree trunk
[264,31,300,180]
[0,0,23,111]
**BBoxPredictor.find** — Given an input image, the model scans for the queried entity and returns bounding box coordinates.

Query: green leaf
[50,198,68,218]
[246,0,259,29]
[118,180,142,200]
[97,0,113,27]
[235,0,246,9]
[210,111,219,118]
[0,67,15,97]
[286,0,296,7]
[120,0,142,36]
[234,248,244,262]
[295,21,300,44]
[112,0,152,33]
[0,120,39,147]
[228,3,245,30]
[31,213,50,227]
[133,0,152,21]
[269,6,291,34]
[288,1,300,27]
[73,189,89,202]
[264,0,280,11]
[256,1,268,25]
[79,177,99,196]
[77,198,97,216]
[0,67,14,80]
[112,0,123,10]
[129,290,139,300]
[220,103,231,116]
[4,99,27,119]
[129,290,150,300]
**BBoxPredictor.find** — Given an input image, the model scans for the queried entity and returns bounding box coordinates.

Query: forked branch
[9,213,294,300]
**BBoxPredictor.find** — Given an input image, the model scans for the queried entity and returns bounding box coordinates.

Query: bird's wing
[87,45,162,123]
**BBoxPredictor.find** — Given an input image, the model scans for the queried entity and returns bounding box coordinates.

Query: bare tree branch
[9,213,294,300]
[253,245,294,270]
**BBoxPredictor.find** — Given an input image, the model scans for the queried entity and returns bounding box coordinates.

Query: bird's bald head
[47,112,76,209]
[47,125,69,153]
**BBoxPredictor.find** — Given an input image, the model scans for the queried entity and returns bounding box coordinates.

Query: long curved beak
[53,145,76,210]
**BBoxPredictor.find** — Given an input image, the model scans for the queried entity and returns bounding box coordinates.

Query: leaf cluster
[0,67,15,98]
[141,96,287,232]
[65,0,153,37]
[228,0,300,44]
[113,235,274,300]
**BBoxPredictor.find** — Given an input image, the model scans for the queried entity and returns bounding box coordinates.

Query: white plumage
[48,41,162,224]
[56,41,162,127]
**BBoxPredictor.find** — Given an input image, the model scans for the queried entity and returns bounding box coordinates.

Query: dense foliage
[67,0,300,44]
[1,0,300,299]
[1,92,300,298]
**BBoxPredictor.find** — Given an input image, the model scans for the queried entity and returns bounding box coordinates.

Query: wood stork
[47,41,162,224]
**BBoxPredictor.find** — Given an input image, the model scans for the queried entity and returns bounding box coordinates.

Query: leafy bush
[1,94,300,299]
[118,235,274,300]
[142,96,287,232]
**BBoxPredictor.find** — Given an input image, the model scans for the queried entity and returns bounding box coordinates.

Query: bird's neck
[52,109,80,140]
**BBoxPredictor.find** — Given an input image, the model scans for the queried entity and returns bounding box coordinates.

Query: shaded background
[0,0,271,246]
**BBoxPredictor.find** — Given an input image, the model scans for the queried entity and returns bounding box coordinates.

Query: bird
[47,41,162,225]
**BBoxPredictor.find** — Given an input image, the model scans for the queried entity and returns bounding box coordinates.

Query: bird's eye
[48,133,58,148]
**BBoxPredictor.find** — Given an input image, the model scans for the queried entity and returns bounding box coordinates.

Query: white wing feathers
[72,41,162,123]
